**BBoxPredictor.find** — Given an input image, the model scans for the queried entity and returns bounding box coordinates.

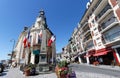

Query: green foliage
[61,69,68,75]
[24,63,36,71]
[58,61,67,68]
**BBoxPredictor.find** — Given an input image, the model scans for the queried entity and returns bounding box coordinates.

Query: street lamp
[10,39,15,64]
[10,39,15,52]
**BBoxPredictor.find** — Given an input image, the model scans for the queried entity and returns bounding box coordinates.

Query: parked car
[0,63,4,73]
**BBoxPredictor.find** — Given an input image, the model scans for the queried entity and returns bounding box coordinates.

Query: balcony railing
[97,3,111,20]
[81,21,88,29]
[104,31,120,43]
[83,35,92,43]
[83,30,90,37]
[93,0,102,11]
[84,39,94,51]
[101,17,118,29]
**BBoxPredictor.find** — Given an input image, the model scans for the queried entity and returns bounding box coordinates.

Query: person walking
[99,57,103,64]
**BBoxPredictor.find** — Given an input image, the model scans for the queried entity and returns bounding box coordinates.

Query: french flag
[27,30,31,47]
[23,29,31,48]
[48,35,56,47]
[23,37,27,48]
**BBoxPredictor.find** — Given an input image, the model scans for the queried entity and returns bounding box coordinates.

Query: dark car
[0,63,4,73]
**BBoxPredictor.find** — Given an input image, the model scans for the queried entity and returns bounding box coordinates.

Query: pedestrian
[111,59,115,67]
[99,57,103,64]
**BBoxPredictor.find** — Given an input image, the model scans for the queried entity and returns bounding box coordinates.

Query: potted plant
[55,61,69,78]
[30,64,36,75]
[67,68,76,78]
[24,65,31,76]
[24,63,36,76]
[60,67,68,78]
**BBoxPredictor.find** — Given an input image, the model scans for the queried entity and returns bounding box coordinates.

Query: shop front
[93,47,114,65]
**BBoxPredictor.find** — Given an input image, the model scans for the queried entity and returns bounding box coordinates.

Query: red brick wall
[110,0,117,7]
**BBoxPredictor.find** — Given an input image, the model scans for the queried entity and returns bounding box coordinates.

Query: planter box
[24,69,30,76]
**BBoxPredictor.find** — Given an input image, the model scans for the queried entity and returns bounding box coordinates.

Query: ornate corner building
[14,10,56,66]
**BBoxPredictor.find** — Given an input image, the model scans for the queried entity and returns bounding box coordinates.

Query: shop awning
[93,52,107,56]
[93,50,112,56]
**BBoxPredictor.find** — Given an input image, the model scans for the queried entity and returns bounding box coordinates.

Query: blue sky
[0,0,89,60]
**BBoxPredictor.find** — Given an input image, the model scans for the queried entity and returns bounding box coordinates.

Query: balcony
[83,30,90,37]
[81,25,90,36]
[84,39,94,51]
[81,21,88,29]
[92,0,102,12]
[104,31,120,43]
[96,4,112,22]
[101,17,118,29]
[101,20,119,33]
[83,34,92,43]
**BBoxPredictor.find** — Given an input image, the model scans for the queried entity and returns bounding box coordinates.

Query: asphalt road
[69,63,120,78]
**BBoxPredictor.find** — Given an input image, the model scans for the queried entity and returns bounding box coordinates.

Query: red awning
[93,52,107,56]
[93,50,112,56]
[93,47,113,56]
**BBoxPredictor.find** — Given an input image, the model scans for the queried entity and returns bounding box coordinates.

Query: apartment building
[67,0,120,65]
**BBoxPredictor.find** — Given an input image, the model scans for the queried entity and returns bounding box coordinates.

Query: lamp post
[10,39,15,65]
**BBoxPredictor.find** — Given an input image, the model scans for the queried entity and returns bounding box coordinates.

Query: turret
[34,10,47,29]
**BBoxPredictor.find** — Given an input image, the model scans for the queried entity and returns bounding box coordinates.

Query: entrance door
[35,54,39,64]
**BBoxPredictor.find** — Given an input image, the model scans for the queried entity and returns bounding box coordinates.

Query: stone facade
[14,10,56,66]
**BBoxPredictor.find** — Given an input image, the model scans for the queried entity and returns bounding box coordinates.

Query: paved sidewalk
[0,66,119,78]
[80,63,120,71]
[76,71,119,78]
